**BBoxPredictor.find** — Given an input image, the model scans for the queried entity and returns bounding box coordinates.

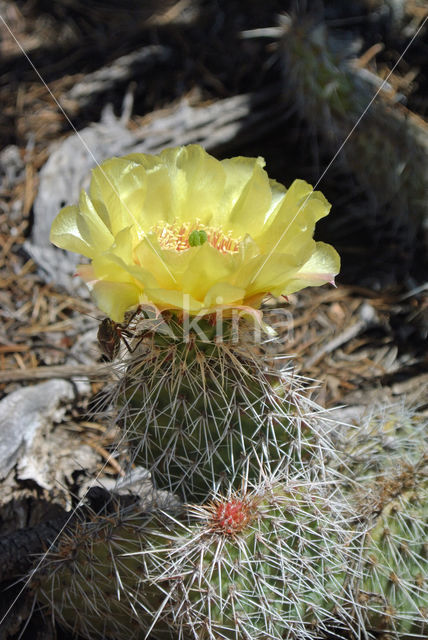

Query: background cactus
[279,11,428,264]
[332,402,428,481]
[357,454,427,637]
[33,488,181,640]
[330,404,428,637]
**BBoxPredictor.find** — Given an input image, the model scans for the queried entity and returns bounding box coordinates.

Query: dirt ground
[0,1,427,638]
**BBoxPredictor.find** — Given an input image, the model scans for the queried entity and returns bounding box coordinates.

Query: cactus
[110,311,336,502]
[32,402,428,640]
[332,402,428,482]
[32,471,361,640]
[47,144,340,503]
[279,12,428,249]
[42,142,428,639]
[356,454,428,637]
[145,471,360,640]
[32,489,181,640]
[330,403,428,637]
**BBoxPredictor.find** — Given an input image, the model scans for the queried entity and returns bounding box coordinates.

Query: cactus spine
[357,454,428,637]
[113,313,334,501]
[34,472,361,640]
[34,131,426,638]
[33,492,180,640]
[32,318,428,639]
[146,473,360,640]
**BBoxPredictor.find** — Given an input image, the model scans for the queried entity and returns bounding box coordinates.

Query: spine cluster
[331,404,428,637]
[148,475,359,640]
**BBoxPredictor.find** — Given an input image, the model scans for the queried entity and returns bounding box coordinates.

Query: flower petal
[183,242,237,301]
[91,280,141,322]
[50,205,94,257]
[219,157,272,235]
[50,196,114,259]
[203,282,246,308]
[141,288,203,314]
[88,159,147,235]
[236,252,301,298]
[174,145,226,225]
[77,190,115,249]
[258,180,331,255]
[134,236,189,289]
[50,145,340,319]
[279,242,340,295]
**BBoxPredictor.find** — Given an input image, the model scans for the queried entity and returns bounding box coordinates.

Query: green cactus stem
[331,404,428,637]
[32,490,181,640]
[356,454,428,638]
[110,312,335,502]
[146,472,360,640]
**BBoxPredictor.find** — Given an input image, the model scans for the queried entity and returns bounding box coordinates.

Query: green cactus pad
[33,497,180,640]
[357,456,428,637]
[147,474,360,639]
[329,404,428,636]
[111,315,334,502]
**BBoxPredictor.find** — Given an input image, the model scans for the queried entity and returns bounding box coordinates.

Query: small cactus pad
[33,495,180,640]
[146,473,360,639]
[113,314,335,501]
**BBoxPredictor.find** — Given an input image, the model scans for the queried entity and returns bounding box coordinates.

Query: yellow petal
[237,253,301,298]
[50,205,93,257]
[137,164,175,226]
[77,190,115,249]
[258,180,331,254]
[108,227,134,263]
[91,255,131,284]
[174,145,226,224]
[183,242,236,301]
[262,179,287,227]
[91,280,141,322]
[228,165,272,235]
[142,288,204,314]
[279,242,340,295]
[218,157,272,235]
[89,158,147,235]
[50,145,340,320]
[134,236,188,289]
[203,282,246,308]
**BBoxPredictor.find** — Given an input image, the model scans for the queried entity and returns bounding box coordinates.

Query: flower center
[153,221,240,254]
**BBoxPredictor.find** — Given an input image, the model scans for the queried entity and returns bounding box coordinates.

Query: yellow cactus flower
[50,145,340,322]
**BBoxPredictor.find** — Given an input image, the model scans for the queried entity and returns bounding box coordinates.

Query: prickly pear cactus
[111,313,335,502]
[32,472,361,640]
[42,143,350,638]
[332,402,428,481]
[147,472,359,640]
[357,454,428,637]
